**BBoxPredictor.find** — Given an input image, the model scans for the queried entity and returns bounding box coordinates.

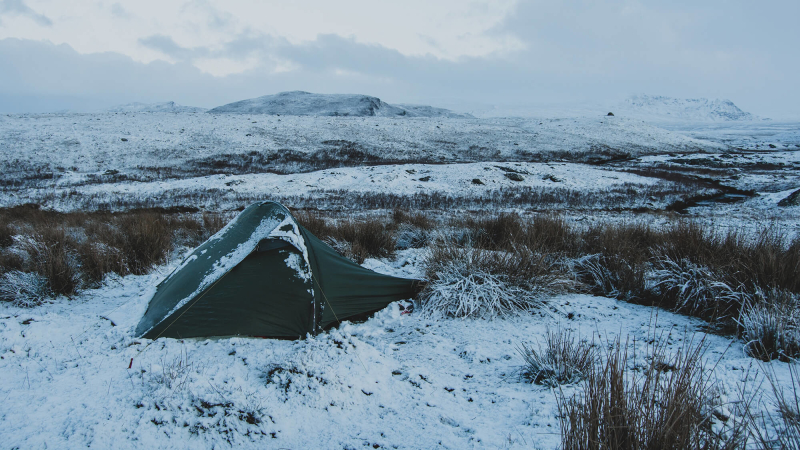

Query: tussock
[518,327,595,387]
[0,270,50,307]
[557,334,744,450]
[738,290,800,362]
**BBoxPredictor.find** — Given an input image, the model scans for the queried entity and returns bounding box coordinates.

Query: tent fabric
[135,201,421,339]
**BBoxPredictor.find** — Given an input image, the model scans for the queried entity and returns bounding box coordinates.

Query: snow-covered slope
[617,95,754,122]
[106,101,206,113]
[208,91,471,117]
[394,104,473,118]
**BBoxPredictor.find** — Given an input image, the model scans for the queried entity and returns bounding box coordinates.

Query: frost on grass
[0,270,50,307]
[574,253,645,301]
[518,327,596,387]
[419,259,546,319]
[739,290,800,362]
[648,255,742,315]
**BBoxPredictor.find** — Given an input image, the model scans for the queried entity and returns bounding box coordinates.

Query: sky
[0,0,798,118]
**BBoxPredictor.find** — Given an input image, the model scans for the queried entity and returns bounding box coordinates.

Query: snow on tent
[135,201,421,339]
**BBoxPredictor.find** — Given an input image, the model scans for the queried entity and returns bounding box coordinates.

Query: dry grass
[0,205,226,302]
[518,327,596,387]
[738,290,800,362]
[293,210,396,263]
[746,363,800,449]
[557,334,744,450]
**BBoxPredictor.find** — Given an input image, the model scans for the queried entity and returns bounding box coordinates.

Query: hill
[106,101,206,113]
[208,91,472,117]
[617,95,754,122]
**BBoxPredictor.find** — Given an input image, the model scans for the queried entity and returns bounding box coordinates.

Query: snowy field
[0,111,718,188]
[1,106,799,448]
[0,249,792,449]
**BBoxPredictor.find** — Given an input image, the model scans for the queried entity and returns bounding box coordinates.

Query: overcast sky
[1,0,798,117]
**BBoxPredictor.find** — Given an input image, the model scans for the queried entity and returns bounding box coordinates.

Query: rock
[778,188,800,207]
[607,112,614,116]
[419,176,431,182]
[543,174,562,182]
[120,138,128,142]
[472,178,484,185]
[505,173,524,182]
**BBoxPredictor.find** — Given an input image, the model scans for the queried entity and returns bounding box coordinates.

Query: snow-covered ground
[1,103,799,448]
[0,249,792,449]
[7,161,694,212]
[0,111,720,182]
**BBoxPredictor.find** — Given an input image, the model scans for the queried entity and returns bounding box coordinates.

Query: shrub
[557,334,744,450]
[76,240,126,288]
[520,214,580,256]
[738,290,800,362]
[574,222,656,302]
[465,212,525,251]
[0,270,51,307]
[518,327,596,387]
[292,209,330,237]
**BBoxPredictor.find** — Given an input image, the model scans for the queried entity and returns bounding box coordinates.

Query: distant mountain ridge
[106,101,206,113]
[618,95,754,122]
[208,91,473,118]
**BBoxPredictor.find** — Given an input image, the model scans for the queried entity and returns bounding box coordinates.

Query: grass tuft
[557,334,744,450]
[518,327,596,387]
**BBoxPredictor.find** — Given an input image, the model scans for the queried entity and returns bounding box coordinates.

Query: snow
[0,110,720,190]
[267,215,312,282]
[25,161,672,212]
[0,249,794,448]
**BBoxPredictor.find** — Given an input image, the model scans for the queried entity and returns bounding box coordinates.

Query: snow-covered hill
[106,101,206,113]
[394,104,473,118]
[617,95,755,122]
[208,91,472,117]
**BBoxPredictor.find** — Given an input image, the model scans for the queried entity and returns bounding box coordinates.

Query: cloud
[0,0,52,26]
[1,31,799,118]
[110,3,130,20]
[138,34,207,62]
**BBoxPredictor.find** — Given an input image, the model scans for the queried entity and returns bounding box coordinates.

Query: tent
[135,201,421,339]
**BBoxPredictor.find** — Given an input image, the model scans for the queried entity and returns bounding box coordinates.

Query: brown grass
[293,211,396,263]
[558,334,744,450]
[518,327,596,387]
[0,206,226,299]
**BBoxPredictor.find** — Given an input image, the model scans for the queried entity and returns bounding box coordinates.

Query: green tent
[135,201,421,339]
